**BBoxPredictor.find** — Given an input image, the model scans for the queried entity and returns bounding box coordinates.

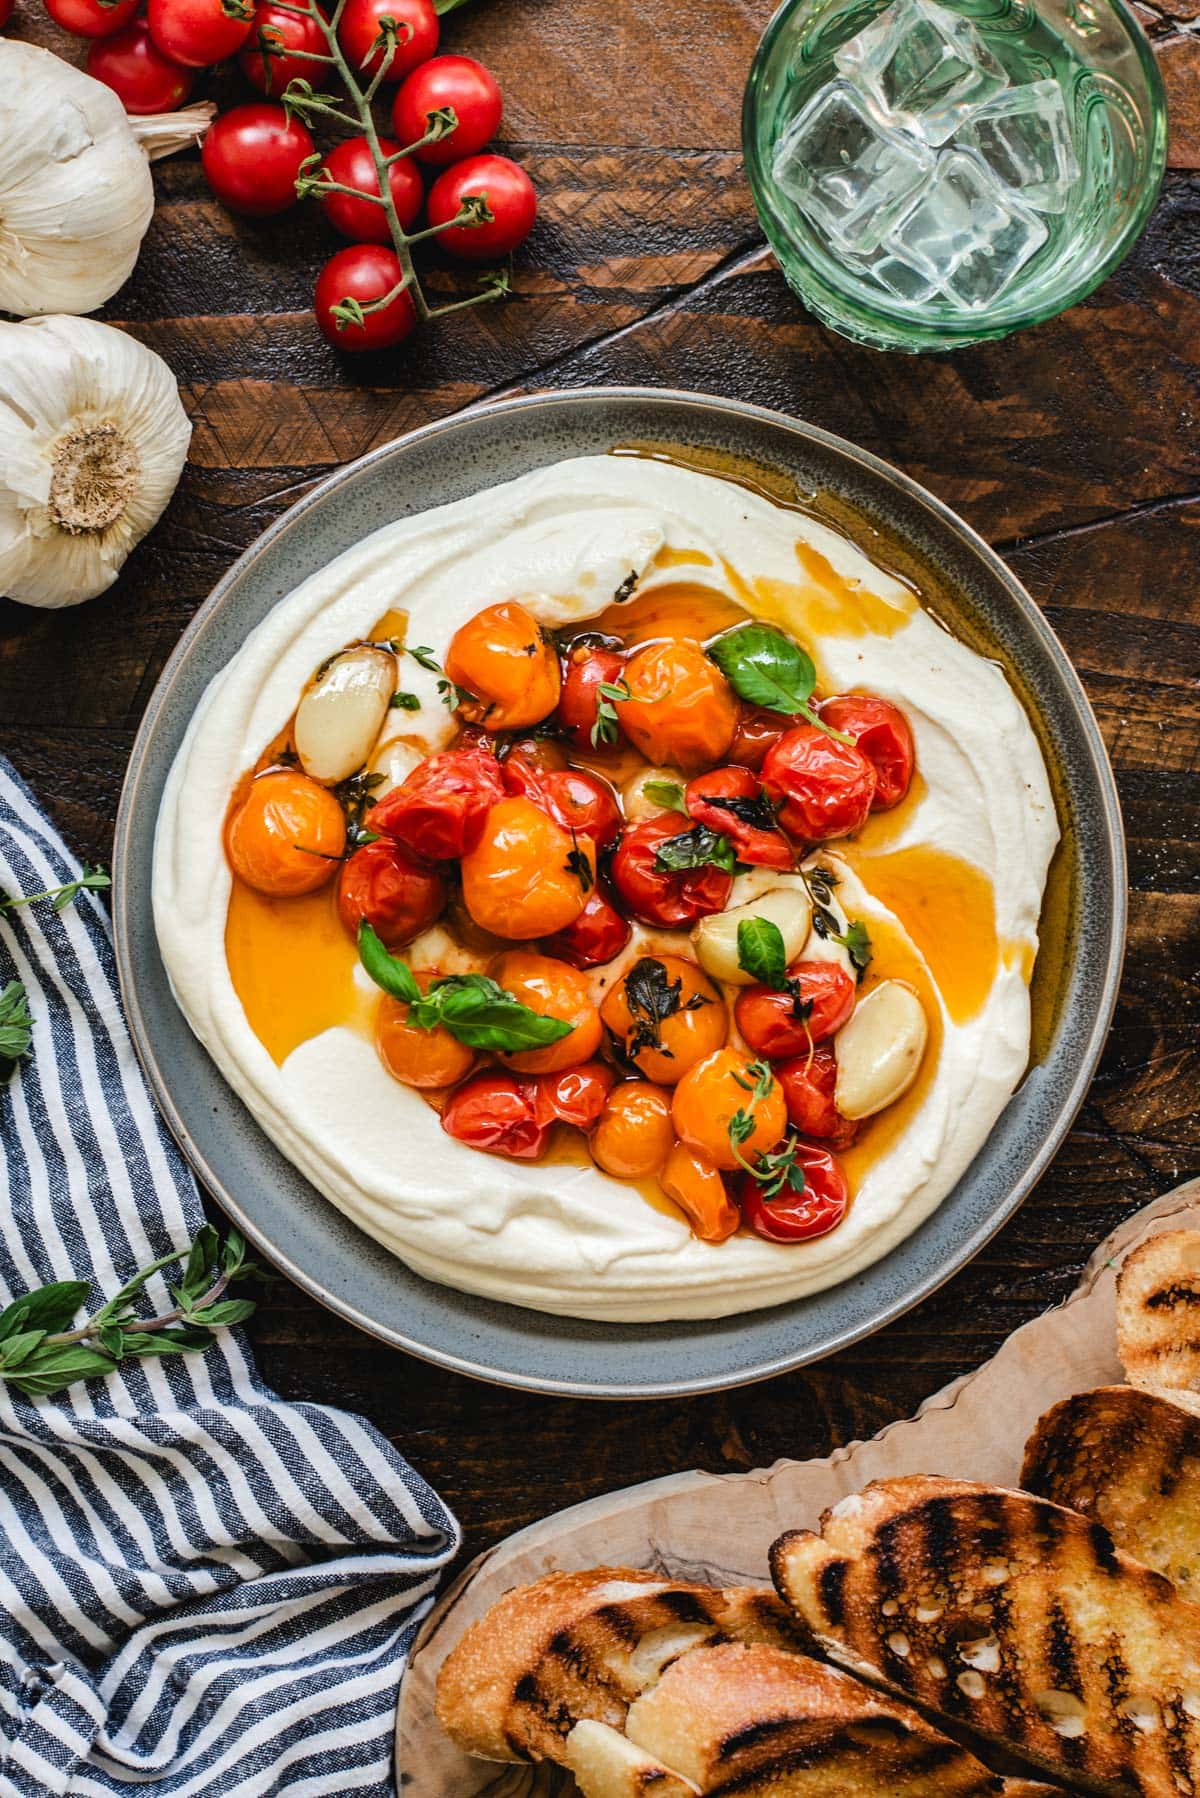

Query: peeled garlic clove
[834,980,928,1119]
[294,645,396,785]
[369,734,423,798]
[692,884,812,987]
[621,765,688,823]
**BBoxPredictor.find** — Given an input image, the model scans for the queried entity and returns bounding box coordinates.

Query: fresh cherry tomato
[734,961,856,1059]
[760,725,877,844]
[441,1071,548,1161]
[819,694,915,812]
[533,1060,615,1130]
[684,766,792,871]
[337,0,436,80]
[336,837,445,948]
[775,1044,857,1145]
[314,245,417,350]
[0,0,13,25]
[609,814,733,930]
[316,135,422,242]
[658,1142,739,1243]
[202,104,313,218]
[376,980,475,1089]
[372,747,505,860]
[540,884,631,970]
[590,1082,674,1180]
[460,796,593,939]
[426,153,536,261]
[148,0,254,66]
[729,703,787,771]
[616,639,738,773]
[599,954,727,1087]
[671,1047,788,1173]
[738,1141,850,1243]
[502,754,622,848]
[444,601,560,732]
[87,20,195,111]
[45,0,138,40]
[490,950,601,1075]
[239,1,328,93]
[391,54,501,165]
[557,639,626,750]
[226,769,345,896]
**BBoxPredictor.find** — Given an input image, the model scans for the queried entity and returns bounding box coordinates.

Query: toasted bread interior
[1117,1230,1200,1397]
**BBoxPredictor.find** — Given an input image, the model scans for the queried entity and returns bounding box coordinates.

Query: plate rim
[113,385,1127,1398]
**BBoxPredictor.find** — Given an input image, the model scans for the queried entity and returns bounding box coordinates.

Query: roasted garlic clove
[621,765,688,823]
[834,979,928,1119]
[294,645,396,785]
[691,885,812,987]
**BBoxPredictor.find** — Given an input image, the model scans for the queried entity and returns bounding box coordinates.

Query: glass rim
[741,0,1169,346]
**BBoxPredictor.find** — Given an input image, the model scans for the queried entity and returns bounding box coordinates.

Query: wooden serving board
[396,1179,1200,1794]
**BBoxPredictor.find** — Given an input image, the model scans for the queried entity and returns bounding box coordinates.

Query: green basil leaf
[0,1280,89,1340]
[643,780,688,814]
[434,978,574,1052]
[737,917,788,989]
[654,825,736,875]
[708,624,816,716]
[358,922,422,1004]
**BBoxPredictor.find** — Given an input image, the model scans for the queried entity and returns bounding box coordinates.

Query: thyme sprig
[1,867,110,912]
[727,1059,778,1174]
[591,678,631,748]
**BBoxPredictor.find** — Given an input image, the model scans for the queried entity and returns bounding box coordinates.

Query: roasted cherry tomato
[336,837,445,947]
[87,19,194,111]
[734,961,856,1059]
[599,954,727,1086]
[729,703,787,771]
[502,754,622,849]
[375,982,475,1089]
[760,725,877,843]
[533,1060,614,1130]
[684,766,792,871]
[540,884,631,970]
[616,639,738,772]
[671,1047,788,1172]
[372,746,505,860]
[490,949,602,1075]
[440,1071,548,1161]
[391,53,502,165]
[45,0,139,39]
[775,1044,857,1145]
[444,601,561,732]
[658,1142,740,1243]
[557,639,626,751]
[609,814,733,929]
[460,797,593,939]
[314,246,417,351]
[427,153,536,261]
[738,1141,850,1242]
[201,103,313,217]
[226,769,345,896]
[499,734,567,774]
[589,1081,674,1180]
[819,694,915,812]
[337,0,436,80]
[317,135,423,241]
[148,0,254,66]
[239,1,328,93]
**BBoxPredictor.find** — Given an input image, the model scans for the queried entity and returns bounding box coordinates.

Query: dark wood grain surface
[1,0,1198,1562]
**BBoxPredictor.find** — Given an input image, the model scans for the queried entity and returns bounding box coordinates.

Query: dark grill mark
[1089,1520,1119,1575]
[1146,1283,1200,1309]
[819,1556,848,1628]
[1045,1599,1086,1769]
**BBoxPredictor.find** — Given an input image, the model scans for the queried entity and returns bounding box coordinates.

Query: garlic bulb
[0,315,191,609]
[0,42,211,317]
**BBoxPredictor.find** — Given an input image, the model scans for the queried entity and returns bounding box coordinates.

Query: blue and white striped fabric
[0,759,460,1797]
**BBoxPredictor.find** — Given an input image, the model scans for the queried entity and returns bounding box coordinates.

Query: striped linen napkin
[0,759,460,1797]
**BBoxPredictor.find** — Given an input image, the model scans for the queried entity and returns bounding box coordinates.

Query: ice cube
[835,0,1008,145]
[885,148,1048,306]
[849,245,941,302]
[955,78,1080,212]
[771,79,934,255]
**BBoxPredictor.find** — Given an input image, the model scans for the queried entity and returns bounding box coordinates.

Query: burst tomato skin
[317,135,422,241]
[338,0,437,80]
[441,1071,549,1161]
[590,1081,674,1180]
[336,837,446,948]
[226,769,345,897]
[738,1141,849,1242]
[734,961,856,1059]
[148,0,254,66]
[659,1142,740,1243]
[819,694,915,812]
[427,153,536,260]
[314,246,417,351]
[616,639,738,773]
[87,19,195,111]
[371,747,506,861]
[202,104,313,217]
[760,725,877,844]
[557,640,626,750]
[239,1,328,92]
[45,0,139,39]
[533,1060,614,1131]
[502,755,622,848]
[540,885,631,970]
[610,815,733,930]
[775,1044,856,1145]
[460,796,593,939]
[445,600,560,732]
[391,53,502,165]
[729,703,787,771]
[684,765,792,871]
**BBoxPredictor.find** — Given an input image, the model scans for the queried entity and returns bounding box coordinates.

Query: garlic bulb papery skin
[0,315,191,609]
[0,42,211,317]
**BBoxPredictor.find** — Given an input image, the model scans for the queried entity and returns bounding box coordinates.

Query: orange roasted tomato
[444,600,561,731]
[375,977,476,1090]
[490,949,602,1074]
[615,639,738,772]
[226,768,345,896]
[658,1141,740,1243]
[460,796,594,939]
[671,1047,788,1172]
[337,838,446,948]
[599,954,727,1086]
[590,1081,674,1180]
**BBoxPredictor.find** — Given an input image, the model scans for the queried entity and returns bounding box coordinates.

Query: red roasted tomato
[371,747,505,860]
[734,961,857,1059]
[609,815,733,929]
[557,639,626,750]
[336,838,446,948]
[684,766,792,871]
[440,1072,548,1161]
[738,1141,849,1242]
[533,1061,614,1130]
[760,725,877,843]
[502,754,622,848]
[819,694,915,812]
[728,703,787,771]
[540,884,631,970]
[775,1044,856,1145]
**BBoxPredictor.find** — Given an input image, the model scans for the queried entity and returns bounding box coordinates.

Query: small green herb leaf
[736,917,788,990]
[840,918,874,978]
[643,780,688,814]
[590,677,631,748]
[1,866,111,914]
[0,981,33,1073]
[391,691,421,711]
[358,922,422,1004]
[654,825,736,876]
[0,1280,89,1340]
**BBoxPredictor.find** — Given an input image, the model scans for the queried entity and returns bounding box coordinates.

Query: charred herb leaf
[564,839,594,893]
[653,824,736,875]
[707,624,854,744]
[334,769,384,850]
[703,791,780,832]
[622,955,709,1059]
[591,678,631,749]
[612,569,639,604]
[802,865,873,981]
[357,923,573,1052]
[736,917,788,990]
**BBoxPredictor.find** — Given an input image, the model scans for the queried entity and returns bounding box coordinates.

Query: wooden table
[2,0,1198,1563]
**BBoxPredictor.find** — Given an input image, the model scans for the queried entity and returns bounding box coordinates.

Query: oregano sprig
[1,866,111,912]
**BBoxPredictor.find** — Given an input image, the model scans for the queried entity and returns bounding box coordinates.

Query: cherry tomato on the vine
[239,1,329,94]
[734,960,856,1060]
[610,814,733,930]
[45,0,139,41]
[372,746,505,861]
[148,0,254,67]
[441,1071,548,1161]
[557,639,626,750]
[202,104,314,218]
[336,837,446,949]
[760,724,877,843]
[540,884,631,971]
[427,154,536,261]
[684,765,792,871]
[337,0,436,81]
[775,1044,857,1145]
[737,1141,849,1242]
[87,20,195,112]
[314,245,417,351]
[391,54,502,165]
[533,1061,614,1131]
[818,693,915,812]
[317,135,423,243]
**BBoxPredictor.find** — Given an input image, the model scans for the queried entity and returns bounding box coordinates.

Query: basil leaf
[737,917,788,989]
[358,923,423,1004]
[654,825,736,874]
[643,780,688,814]
[434,977,574,1052]
[708,624,817,716]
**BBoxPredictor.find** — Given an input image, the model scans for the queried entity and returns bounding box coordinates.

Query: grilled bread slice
[770,1475,1200,1797]
[563,1643,1060,1796]
[435,1568,806,1764]
[1022,1384,1200,1596]
[1117,1230,1200,1399]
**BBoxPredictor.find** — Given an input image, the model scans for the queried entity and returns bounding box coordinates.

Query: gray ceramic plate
[114,388,1125,1399]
